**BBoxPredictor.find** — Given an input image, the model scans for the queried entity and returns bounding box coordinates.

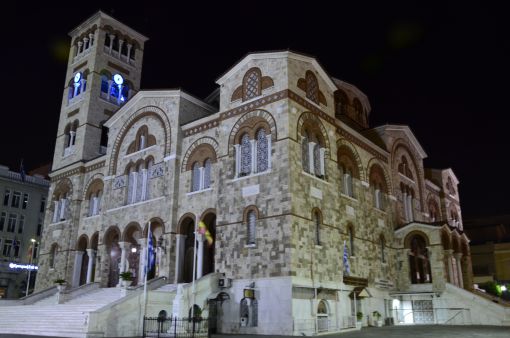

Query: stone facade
[34,11,477,336]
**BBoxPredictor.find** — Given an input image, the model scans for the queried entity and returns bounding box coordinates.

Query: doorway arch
[200,210,216,277]
[104,226,121,287]
[76,235,89,286]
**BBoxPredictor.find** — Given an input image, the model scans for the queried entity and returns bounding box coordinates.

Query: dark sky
[2,2,508,218]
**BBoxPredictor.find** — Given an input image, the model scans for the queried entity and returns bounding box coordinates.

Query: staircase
[0,288,125,338]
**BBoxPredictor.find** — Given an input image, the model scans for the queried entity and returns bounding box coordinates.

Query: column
[234,144,240,177]
[118,39,124,57]
[77,41,83,55]
[402,192,408,221]
[53,201,59,223]
[126,43,132,61]
[199,167,205,190]
[108,34,115,54]
[83,37,89,51]
[89,33,94,47]
[319,148,326,176]
[454,253,463,288]
[308,142,315,174]
[72,251,84,288]
[266,134,272,170]
[444,249,454,284]
[137,239,147,285]
[118,241,129,276]
[196,234,205,279]
[174,235,186,283]
[86,249,96,283]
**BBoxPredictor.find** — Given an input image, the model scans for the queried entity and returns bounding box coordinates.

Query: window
[3,189,10,206]
[49,244,57,268]
[334,89,349,119]
[203,159,212,189]
[52,194,69,223]
[7,214,16,232]
[63,121,78,157]
[37,222,42,237]
[247,210,256,245]
[2,239,12,257]
[11,191,21,208]
[301,130,325,179]
[18,215,24,234]
[369,164,388,210]
[305,71,319,104]
[88,191,102,217]
[192,162,201,192]
[191,159,212,192]
[240,133,252,176]
[256,129,268,172]
[408,235,432,284]
[340,165,354,197]
[0,212,5,231]
[401,185,414,222]
[243,68,261,101]
[67,71,87,103]
[22,193,29,209]
[40,197,46,213]
[398,156,413,180]
[13,240,20,257]
[126,161,150,204]
[100,73,130,105]
[313,210,321,246]
[234,129,271,178]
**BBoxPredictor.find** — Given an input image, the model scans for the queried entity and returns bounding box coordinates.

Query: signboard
[9,263,38,271]
[243,288,255,299]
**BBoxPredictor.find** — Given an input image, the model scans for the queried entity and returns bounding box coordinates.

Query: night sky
[2,2,508,218]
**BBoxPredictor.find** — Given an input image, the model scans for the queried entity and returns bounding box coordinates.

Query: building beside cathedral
[27,11,509,337]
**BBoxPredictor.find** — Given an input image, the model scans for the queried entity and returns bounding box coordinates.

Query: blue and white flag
[147,225,155,274]
[343,240,350,276]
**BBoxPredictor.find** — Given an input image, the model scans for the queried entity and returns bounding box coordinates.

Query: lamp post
[25,239,37,297]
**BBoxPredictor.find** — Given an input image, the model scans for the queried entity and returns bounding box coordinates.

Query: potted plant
[356,311,363,329]
[53,279,67,292]
[372,311,383,327]
[119,271,133,287]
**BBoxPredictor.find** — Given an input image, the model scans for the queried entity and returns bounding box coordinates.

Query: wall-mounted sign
[243,288,255,299]
[9,263,38,271]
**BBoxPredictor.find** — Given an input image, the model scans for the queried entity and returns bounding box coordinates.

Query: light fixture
[74,72,82,83]
[501,285,507,292]
[131,247,137,253]
[113,74,124,85]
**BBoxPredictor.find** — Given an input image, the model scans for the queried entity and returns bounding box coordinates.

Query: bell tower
[52,11,148,171]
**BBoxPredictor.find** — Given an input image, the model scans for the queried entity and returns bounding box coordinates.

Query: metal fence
[143,317,210,338]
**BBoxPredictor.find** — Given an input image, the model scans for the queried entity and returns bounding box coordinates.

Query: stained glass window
[245,70,260,100]
[241,134,252,175]
[256,129,268,172]
[306,71,319,104]
[247,211,256,245]
[302,136,309,173]
[204,159,211,189]
[192,162,201,192]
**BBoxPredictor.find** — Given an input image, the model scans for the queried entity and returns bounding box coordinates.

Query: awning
[349,287,371,299]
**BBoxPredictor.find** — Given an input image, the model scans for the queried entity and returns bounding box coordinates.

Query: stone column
[108,34,115,54]
[118,242,129,275]
[137,239,147,285]
[175,235,186,283]
[118,39,124,57]
[72,251,84,288]
[89,33,94,47]
[77,41,83,55]
[250,139,256,174]
[196,234,205,279]
[234,145,240,177]
[308,142,315,174]
[266,134,272,170]
[126,44,132,61]
[83,37,89,50]
[86,249,96,283]
[454,253,464,289]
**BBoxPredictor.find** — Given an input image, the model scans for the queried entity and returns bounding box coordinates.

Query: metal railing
[394,308,471,325]
[143,317,210,338]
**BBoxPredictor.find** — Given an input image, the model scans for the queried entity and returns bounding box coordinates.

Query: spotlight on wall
[131,247,137,253]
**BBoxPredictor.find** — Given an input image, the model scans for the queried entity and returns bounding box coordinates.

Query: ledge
[106,196,165,213]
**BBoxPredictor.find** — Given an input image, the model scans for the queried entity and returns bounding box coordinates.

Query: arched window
[334,90,349,119]
[398,156,413,180]
[313,210,321,246]
[352,98,363,124]
[192,162,201,192]
[240,133,252,176]
[63,121,79,157]
[88,191,102,217]
[340,165,354,197]
[243,68,261,101]
[247,210,256,245]
[256,129,268,172]
[301,128,326,179]
[203,159,212,189]
[100,73,130,105]
[305,71,319,104]
[369,164,388,210]
[68,71,87,103]
[401,185,414,222]
[428,199,440,222]
[52,189,70,223]
[49,243,57,268]
[338,146,359,198]
[301,132,310,173]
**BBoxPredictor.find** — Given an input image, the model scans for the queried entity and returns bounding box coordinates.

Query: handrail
[0,285,58,306]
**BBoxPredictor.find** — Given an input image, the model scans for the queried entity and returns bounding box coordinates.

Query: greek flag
[343,240,350,276]
[147,225,155,274]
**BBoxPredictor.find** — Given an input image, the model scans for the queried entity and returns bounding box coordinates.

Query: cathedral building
[25,11,509,337]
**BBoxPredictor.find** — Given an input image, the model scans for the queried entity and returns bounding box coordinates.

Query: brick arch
[297,111,330,155]
[441,228,452,250]
[181,137,219,172]
[367,159,390,193]
[109,106,171,176]
[426,194,441,221]
[199,208,217,222]
[228,109,277,155]
[404,230,430,249]
[53,178,73,200]
[145,217,165,237]
[103,226,121,246]
[83,175,104,200]
[243,205,261,222]
[122,222,142,242]
[90,232,99,250]
[76,234,89,251]
[461,237,470,256]
[177,213,196,235]
[451,232,461,253]
[336,139,364,180]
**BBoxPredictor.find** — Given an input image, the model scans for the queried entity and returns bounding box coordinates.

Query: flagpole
[191,219,198,318]
[141,221,151,333]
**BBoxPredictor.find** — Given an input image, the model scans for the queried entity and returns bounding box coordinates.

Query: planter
[356,321,362,330]
[56,284,66,292]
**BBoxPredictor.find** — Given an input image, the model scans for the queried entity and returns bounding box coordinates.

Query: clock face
[74,72,82,83]
[113,74,124,85]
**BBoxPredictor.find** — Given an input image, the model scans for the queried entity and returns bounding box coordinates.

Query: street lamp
[25,239,37,297]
